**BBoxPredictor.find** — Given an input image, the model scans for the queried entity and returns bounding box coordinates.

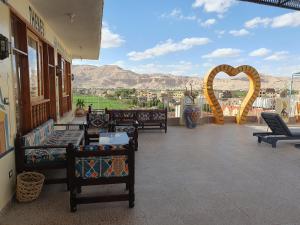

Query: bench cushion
[25,148,66,165]
[22,119,54,147]
[25,130,84,165]
[75,145,128,178]
[115,126,135,137]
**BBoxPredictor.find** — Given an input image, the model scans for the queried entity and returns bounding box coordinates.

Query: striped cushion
[22,119,54,147]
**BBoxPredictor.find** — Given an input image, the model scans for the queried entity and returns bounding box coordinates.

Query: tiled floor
[2,124,300,225]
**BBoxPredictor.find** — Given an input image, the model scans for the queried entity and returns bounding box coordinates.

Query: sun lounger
[253,112,300,148]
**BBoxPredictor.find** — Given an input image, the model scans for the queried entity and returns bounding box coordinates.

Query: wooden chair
[67,141,135,212]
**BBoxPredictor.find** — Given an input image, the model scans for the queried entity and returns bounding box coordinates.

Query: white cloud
[129,61,199,76]
[271,11,300,28]
[128,37,211,61]
[229,29,250,36]
[215,30,226,38]
[101,23,125,48]
[203,62,214,68]
[202,48,241,58]
[264,51,289,61]
[192,0,235,13]
[161,9,196,21]
[200,19,216,27]
[257,63,300,76]
[249,48,271,57]
[245,12,300,29]
[244,17,271,29]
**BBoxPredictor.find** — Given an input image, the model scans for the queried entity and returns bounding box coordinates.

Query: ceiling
[29,0,104,60]
[239,0,300,10]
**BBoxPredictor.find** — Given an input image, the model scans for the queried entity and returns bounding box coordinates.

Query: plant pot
[75,108,85,117]
[190,111,201,123]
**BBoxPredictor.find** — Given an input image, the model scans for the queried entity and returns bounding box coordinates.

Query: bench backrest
[87,110,108,128]
[73,144,129,178]
[107,110,137,123]
[137,109,167,122]
[21,119,54,146]
[261,112,292,136]
[106,109,167,123]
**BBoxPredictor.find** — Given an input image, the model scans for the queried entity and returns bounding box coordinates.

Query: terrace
[2,124,300,225]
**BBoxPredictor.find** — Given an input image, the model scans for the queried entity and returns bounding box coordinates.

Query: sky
[73,0,300,77]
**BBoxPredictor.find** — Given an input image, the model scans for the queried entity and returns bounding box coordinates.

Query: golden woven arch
[204,64,261,124]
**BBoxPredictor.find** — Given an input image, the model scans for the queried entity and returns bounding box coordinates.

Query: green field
[73,95,134,110]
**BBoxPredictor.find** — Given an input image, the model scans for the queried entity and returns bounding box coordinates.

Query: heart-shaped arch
[204,64,261,124]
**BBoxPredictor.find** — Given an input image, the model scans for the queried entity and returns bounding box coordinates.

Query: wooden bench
[106,108,167,133]
[15,119,86,187]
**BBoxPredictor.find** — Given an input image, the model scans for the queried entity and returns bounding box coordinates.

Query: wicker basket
[16,172,45,203]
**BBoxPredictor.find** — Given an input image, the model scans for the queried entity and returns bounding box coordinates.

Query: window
[65,61,71,94]
[11,14,28,134]
[62,58,71,95]
[27,31,44,100]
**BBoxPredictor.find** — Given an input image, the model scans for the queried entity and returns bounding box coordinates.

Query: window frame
[27,30,44,102]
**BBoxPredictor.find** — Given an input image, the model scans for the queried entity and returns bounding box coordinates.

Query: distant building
[259,88,276,98]
[253,97,275,109]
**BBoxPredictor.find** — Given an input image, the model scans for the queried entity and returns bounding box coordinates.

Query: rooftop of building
[2,124,300,225]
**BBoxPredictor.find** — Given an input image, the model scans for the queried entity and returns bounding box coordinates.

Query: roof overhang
[29,0,103,60]
[239,0,300,10]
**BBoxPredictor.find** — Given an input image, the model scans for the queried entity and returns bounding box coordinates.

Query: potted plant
[75,99,86,117]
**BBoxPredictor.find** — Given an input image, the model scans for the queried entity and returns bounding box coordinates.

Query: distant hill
[72,65,293,90]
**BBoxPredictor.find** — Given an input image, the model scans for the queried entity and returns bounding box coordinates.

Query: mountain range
[72,65,294,91]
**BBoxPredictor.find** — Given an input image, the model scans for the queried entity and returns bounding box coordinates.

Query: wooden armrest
[55,123,87,130]
[73,150,129,157]
[22,145,69,150]
[253,132,273,136]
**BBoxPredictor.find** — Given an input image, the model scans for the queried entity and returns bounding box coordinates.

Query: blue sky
[73,0,300,77]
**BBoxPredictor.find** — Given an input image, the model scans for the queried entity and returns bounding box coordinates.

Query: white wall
[0,0,73,211]
[0,2,16,211]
